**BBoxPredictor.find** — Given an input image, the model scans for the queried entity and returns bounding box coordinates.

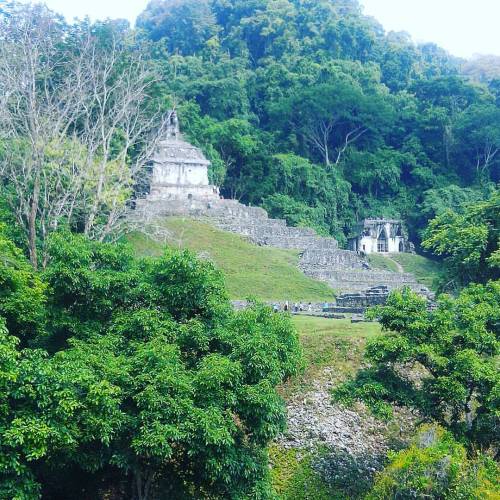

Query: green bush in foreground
[0,231,303,499]
[368,425,499,499]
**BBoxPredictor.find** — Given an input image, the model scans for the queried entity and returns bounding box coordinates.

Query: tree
[0,227,46,346]
[345,148,405,197]
[270,78,393,166]
[422,190,499,288]
[137,0,219,55]
[0,231,303,498]
[453,104,500,184]
[261,153,351,240]
[333,284,500,452]
[0,5,166,267]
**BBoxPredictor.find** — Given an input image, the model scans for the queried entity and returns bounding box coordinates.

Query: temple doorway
[377,229,388,253]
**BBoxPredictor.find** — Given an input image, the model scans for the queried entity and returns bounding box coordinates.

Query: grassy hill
[127,217,333,302]
[388,253,443,289]
[287,315,381,394]
[367,253,400,273]
[368,252,443,290]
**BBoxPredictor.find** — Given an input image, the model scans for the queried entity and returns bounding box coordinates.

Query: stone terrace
[133,197,430,296]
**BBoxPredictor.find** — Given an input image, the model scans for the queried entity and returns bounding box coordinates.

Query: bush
[0,232,304,499]
[368,425,500,499]
[269,446,336,500]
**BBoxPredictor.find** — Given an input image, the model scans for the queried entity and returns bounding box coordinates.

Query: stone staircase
[132,196,430,296]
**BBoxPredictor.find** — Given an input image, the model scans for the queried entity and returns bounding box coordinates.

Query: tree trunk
[84,159,106,236]
[28,172,40,270]
[465,389,474,432]
[134,468,154,500]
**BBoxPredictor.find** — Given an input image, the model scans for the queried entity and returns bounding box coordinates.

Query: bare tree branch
[0,4,165,266]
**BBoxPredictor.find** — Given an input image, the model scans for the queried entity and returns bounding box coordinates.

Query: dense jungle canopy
[135,0,500,245]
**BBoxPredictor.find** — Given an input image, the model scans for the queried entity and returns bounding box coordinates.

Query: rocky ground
[277,366,418,492]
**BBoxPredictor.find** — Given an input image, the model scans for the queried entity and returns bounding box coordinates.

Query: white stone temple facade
[147,111,220,202]
[348,219,411,254]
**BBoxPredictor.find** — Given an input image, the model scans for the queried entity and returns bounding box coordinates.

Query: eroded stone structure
[140,111,219,205]
[348,219,412,254]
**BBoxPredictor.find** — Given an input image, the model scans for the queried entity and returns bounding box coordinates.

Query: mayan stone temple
[133,112,430,297]
[135,111,220,213]
[348,219,414,254]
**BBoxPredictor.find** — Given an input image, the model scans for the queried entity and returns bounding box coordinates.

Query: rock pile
[278,366,417,492]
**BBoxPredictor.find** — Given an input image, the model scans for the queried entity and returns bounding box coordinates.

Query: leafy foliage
[423,189,500,288]
[136,0,498,244]
[269,446,336,500]
[0,232,303,499]
[333,284,500,451]
[368,425,500,499]
[1,0,498,250]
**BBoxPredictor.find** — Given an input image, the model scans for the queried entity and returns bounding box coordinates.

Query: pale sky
[361,0,500,59]
[17,0,500,59]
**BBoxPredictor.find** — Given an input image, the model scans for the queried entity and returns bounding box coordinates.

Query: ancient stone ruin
[327,286,391,314]
[134,110,220,215]
[133,113,431,296]
[348,219,414,254]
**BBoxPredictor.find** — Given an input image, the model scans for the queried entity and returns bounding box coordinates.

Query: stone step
[206,206,269,219]
[326,306,366,314]
[214,223,310,238]
[132,194,431,299]
[299,249,364,269]
[257,236,336,251]
[211,214,286,224]
[304,269,418,283]
[333,282,425,294]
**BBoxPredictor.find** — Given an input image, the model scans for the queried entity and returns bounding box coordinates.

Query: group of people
[272,301,333,314]
[272,301,313,313]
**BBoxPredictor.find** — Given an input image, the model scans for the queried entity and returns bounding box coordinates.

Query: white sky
[17,0,500,59]
[361,0,500,59]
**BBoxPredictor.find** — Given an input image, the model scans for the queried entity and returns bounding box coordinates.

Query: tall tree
[0,5,165,267]
[270,78,393,166]
[0,231,303,499]
[422,190,500,288]
[333,284,500,452]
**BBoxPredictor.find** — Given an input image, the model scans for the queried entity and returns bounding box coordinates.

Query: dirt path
[387,254,404,273]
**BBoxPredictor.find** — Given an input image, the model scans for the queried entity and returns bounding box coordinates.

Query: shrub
[368,425,500,499]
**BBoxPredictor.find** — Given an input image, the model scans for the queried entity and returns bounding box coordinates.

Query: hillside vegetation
[135,0,499,247]
[0,2,498,499]
[127,218,333,301]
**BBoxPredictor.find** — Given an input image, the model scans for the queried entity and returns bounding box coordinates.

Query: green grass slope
[368,253,400,273]
[287,315,381,393]
[368,252,442,290]
[127,217,333,302]
[389,253,443,290]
